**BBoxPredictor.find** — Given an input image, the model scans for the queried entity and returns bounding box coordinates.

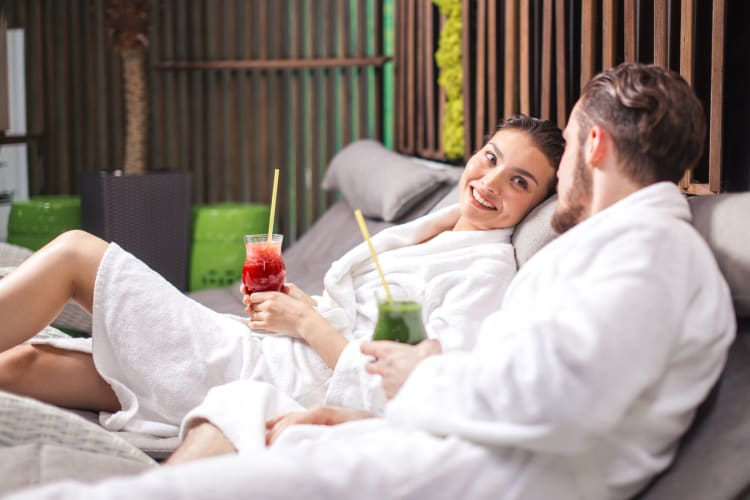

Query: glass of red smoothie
[242,234,286,294]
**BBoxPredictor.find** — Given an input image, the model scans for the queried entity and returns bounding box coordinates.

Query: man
[10,63,735,500]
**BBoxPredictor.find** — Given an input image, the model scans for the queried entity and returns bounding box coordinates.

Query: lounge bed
[0,141,748,499]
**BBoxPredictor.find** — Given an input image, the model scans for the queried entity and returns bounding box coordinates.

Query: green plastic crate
[7,196,82,251]
[189,203,270,292]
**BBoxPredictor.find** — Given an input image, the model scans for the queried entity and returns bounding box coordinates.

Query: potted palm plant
[80,0,192,290]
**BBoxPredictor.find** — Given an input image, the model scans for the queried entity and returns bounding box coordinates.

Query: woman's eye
[485,152,496,164]
[512,176,529,190]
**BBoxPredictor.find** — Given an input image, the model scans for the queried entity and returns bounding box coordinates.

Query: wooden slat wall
[8,0,387,244]
[395,0,728,192]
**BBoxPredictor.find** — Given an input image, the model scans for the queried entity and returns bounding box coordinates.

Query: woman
[0,115,563,438]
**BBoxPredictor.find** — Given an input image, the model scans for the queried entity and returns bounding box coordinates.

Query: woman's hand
[361,339,442,399]
[244,290,319,337]
[282,283,317,307]
[242,284,348,369]
[265,405,373,446]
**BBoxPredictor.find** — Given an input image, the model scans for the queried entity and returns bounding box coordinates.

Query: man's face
[551,108,593,234]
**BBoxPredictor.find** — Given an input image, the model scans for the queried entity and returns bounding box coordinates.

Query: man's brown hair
[576,63,707,185]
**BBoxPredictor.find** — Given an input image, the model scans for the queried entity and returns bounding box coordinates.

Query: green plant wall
[433,0,464,160]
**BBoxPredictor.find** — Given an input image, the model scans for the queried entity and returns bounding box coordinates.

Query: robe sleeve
[420,248,516,352]
[385,228,723,454]
[323,248,515,414]
[323,338,389,414]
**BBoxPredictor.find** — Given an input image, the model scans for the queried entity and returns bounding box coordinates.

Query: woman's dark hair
[493,114,564,192]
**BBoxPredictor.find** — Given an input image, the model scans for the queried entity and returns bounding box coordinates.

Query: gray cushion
[321,139,461,222]
[689,193,750,317]
[512,195,559,268]
[0,444,153,497]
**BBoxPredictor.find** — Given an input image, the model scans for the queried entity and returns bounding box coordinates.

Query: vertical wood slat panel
[150,0,162,170]
[624,0,637,62]
[504,0,518,116]
[373,0,382,142]
[337,0,349,152]
[602,0,616,70]
[708,0,725,192]
[555,0,567,128]
[405,0,416,153]
[540,0,552,120]
[190,1,205,201]
[292,0,304,237]
[274,1,287,237]
[654,0,668,67]
[94,1,108,173]
[679,0,695,189]
[69,1,82,186]
[310,0,322,218]
[223,0,237,201]
[424,1,436,155]
[258,0,269,204]
[474,0,486,149]
[325,0,337,206]
[302,0,314,227]
[487,0,497,134]
[580,0,596,90]
[520,0,531,115]
[461,0,472,160]
[27,1,43,192]
[416,0,425,155]
[58,1,70,193]
[394,0,404,152]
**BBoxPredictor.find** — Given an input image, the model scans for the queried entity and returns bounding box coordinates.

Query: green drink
[372,299,427,345]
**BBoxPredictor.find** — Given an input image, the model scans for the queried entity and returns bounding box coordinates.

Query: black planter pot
[80,170,192,291]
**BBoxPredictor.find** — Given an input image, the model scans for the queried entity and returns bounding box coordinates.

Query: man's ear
[585,125,608,167]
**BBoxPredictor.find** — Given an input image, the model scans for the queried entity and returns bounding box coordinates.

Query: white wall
[0,29,28,242]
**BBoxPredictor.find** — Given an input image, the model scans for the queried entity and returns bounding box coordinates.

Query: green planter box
[7,196,81,250]
[190,203,270,292]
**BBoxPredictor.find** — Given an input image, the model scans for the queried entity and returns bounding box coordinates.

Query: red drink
[242,234,286,294]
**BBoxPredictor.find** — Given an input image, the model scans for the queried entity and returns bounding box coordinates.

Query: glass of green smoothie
[372,293,427,345]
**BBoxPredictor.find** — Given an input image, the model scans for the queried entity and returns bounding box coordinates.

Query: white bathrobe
[13,183,736,500]
[32,204,516,437]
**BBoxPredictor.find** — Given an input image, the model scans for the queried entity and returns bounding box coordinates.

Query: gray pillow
[689,192,750,317]
[512,195,559,268]
[322,140,461,222]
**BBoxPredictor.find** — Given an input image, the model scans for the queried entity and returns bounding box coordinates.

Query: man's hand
[265,405,373,446]
[361,339,442,399]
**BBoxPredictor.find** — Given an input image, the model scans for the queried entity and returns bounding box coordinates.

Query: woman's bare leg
[0,229,107,353]
[0,344,120,412]
[0,230,119,411]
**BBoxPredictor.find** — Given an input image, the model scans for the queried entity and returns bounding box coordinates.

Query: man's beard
[551,151,592,234]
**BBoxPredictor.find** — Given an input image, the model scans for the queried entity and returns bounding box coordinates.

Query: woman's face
[455,129,556,231]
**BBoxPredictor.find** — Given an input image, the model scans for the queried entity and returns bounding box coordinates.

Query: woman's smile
[470,186,498,210]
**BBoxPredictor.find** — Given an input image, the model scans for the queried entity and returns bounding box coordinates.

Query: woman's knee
[51,230,106,256]
[49,230,108,283]
[0,345,39,390]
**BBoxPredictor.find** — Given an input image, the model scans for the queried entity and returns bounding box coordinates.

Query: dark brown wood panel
[8,0,387,245]
[709,0,725,192]
[654,0,669,67]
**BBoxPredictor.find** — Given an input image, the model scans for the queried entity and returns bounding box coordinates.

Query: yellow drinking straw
[267,169,280,242]
[354,209,393,303]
